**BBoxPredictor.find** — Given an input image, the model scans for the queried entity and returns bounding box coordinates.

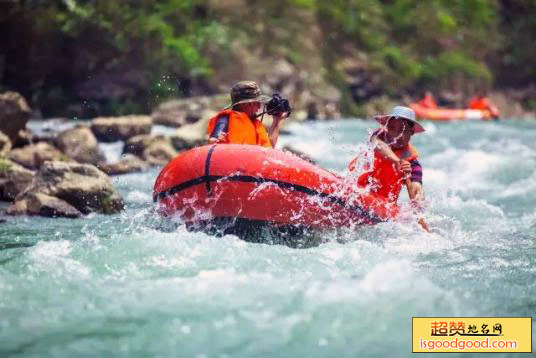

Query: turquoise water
[1,119,535,357]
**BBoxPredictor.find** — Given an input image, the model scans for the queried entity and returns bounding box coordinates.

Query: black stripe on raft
[204,144,217,195]
[154,174,384,224]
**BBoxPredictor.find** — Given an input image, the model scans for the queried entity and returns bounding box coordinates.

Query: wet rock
[7,193,82,218]
[151,104,189,127]
[8,161,124,216]
[12,128,34,148]
[8,142,68,169]
[123,135,163,157]
[0,92,31,143]
[5,199,27,216]
[98,154,148,175]
[90,115,152,142]
[9,128,56,149]
[169,112,213,150]
[0,131,11,155]
[56,125,105,165]
[151,95,226,127]
[0,158,35,201]
[143,141,178,166]
[168,135,205,152]
[124,134,177,166]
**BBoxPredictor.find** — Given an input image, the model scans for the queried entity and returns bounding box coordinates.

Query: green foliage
[421,51,492,86]
[0,156,12,174]
[315,0,501,98]
[372,46,422,91]
[0,0,529,116]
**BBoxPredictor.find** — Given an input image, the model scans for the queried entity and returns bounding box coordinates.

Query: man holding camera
[207,81,289,148]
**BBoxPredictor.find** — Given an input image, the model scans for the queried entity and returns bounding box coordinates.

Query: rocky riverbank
[0,92,204,218]
[1,84,534,219]
[0,90,318,218]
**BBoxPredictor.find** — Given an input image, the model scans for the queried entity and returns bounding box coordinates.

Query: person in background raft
[416,91,438,109]
[468,93,500,119]
[207,81,289,147]
[348,106,430,232]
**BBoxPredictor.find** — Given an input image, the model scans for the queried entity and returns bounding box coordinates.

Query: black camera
[265,94,291,117]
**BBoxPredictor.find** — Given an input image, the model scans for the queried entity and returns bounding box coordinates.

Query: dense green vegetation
[0,0,534,116]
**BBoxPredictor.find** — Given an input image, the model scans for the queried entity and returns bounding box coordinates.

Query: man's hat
[374,106,425,133]
[226,81,271,109]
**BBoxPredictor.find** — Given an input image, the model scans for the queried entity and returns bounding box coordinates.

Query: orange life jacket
[417,94,438,109]
[207,110,272,148]
[468,96,500,118]
[348,143,419,203]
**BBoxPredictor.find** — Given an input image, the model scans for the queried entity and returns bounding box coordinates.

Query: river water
[1,119,535,357]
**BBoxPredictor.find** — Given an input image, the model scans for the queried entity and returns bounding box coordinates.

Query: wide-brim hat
[374,105,425,133]
[225,80,271,109]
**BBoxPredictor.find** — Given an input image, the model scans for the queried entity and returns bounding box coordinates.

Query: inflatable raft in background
[153,144,399,238]
[410,103,495,121]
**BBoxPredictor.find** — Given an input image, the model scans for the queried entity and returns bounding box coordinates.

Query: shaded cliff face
[0,1,534,117]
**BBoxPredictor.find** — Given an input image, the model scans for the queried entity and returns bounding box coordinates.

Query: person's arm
[407,180,425,208]
[371,135,412,175]
[406,160,430,232]
[207,116,229,144]
[408,180,430,232]
[268,113,288,147]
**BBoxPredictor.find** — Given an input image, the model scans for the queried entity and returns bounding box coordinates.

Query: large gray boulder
[0,158,35,201]
[168,112,213,151]
[0,92,31,143]
[90,115,152,142]
[8,142,68,169]
[7,161,124,217]
[98,154,148,176]
[151,95,226,127]
[7,193,81,218]
[123,135,177,166]
[56,125,105,165]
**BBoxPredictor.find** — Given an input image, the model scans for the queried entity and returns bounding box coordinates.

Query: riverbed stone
[0,158,35,201]
[90,115,152,142]
[8,161,124,216]
[169,112,213,150]
[10,193,82,218]
[123,135,177,166]
[98,154,148,175]
[8,142,68,169]
[143,141,178,166]
[0,91,31,143]
[151,95,225,127]
[56,125,105,165]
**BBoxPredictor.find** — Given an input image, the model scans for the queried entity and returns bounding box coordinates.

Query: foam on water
[1,119,536,357]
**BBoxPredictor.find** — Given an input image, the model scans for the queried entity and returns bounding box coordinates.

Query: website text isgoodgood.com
[420,337,518,351]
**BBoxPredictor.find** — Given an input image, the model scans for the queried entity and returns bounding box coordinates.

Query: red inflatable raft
[410,103,494,121]
[153,144,399,233]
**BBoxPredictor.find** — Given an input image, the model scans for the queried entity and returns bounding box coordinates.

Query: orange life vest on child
[207,110,272,148]
[348,144,419,203]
